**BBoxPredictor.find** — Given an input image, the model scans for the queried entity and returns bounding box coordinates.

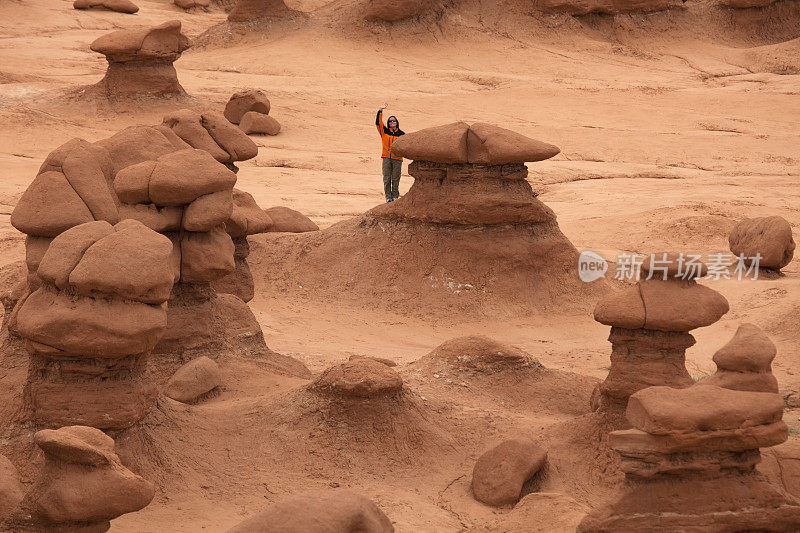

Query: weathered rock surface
[74,0,139,13]
[224,89,271,124]
[164,356,222,403]
[471,438,547,507]
[729,215,795,270]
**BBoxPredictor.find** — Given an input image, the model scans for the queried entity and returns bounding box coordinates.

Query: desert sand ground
[0,0,798,530]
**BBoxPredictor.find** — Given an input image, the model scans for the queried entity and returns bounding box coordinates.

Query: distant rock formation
[74,0,139,13]
[90,21,191,98]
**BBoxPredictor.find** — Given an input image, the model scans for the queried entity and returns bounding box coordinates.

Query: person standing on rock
[375,103,405,202]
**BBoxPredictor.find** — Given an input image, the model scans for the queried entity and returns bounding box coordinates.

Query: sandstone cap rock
[90,20,190,63]
[594,279,729,332]
[626,385,784,435]
[729,216,795,270]
[311,358,403,398]
[390,121,560,165]
[224,89,271,124]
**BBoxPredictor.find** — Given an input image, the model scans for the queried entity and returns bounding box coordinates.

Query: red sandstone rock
[421,335,542,373]
[534,0,680,15]
[228,0,298,21]
[183,191,235,232]
[471,438,547,507]
[224,89,271,124]
[239,111,281,135]
[95,125,190,175]
[0,455,23,523]
[163,356,221,403]
[74,0,139,13]
[311,358,403,398]
[90,21,191,98]
[729,215,795,270]
[174,0,210,7]
[699,323,779,393]
[10,426,154,531]
[226,490,394,533]
[365,0,433,21]
[264,206,319,233]
[226,189,273,238]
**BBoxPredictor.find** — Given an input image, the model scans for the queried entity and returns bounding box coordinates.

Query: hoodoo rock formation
[73,0,139,13]
[89,21,191,98]
[16,220,175,429]
[228,0,300,21]
[4,426,154,532]
[252,121,605,316]
[729,215,795,271]
[578,385,800,531]
[592,255,729,421]
[698,323,779,393]
[227,490,394,533]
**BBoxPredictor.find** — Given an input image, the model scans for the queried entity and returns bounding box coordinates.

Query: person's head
[387,115,399,131]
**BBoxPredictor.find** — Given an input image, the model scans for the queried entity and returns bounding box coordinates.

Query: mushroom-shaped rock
[0,455,23,523]
[471,438,547,507]
[16,220,175,429]
[224,89,271,124]
[698,323,779,393]
[90,21,191,98]
[163,109,259,165]
[422,335,542,374]
[164,356,221,403]
[228,0,299,21]
[729,216,795,271]
[370,122,560,225]
[11,139,118,238]
[12,426,154,531]
[74,0,139,13]
[365,0,433,21]
[264,206,319,233]
[311,358,403,398]
[390,121,560,165]
[239,112,281,135]
[226,490,394,533]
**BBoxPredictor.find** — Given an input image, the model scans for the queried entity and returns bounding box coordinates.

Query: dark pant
[382,157,402,201]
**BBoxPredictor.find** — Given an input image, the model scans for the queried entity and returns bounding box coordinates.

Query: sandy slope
[0,0,798,530]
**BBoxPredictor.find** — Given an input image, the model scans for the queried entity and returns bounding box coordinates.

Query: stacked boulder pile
[592,255,729,421]
[225,89,281,136]
[89,21,191,98]
[3,426,154,532]
[579,382,800,531]
[729,215,795,273]
[15,219,175,430]
[74,0,139,13]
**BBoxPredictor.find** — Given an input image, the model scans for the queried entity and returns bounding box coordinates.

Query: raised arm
[375,109,385,135]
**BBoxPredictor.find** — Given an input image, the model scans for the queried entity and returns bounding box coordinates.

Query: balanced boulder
[90,21,191,98]
[729,216,795,271]
[239,112,281,135]
[164,356,222,403]
[311,357,403,399]
[224,89,271,124]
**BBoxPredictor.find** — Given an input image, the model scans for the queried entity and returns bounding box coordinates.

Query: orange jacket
[376,110,404,161]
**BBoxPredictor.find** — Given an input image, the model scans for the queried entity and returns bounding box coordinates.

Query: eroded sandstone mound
[579,384,800,531]
[311,358,403,398]
[227,490,394,533]
[74,0,139,13]
[365,0,437,21]
[250,121,605,317]
[729,215,795,271]
[471,438,547,507]
[16,219,175,429]
[4,426,154,532]
[228,0,299,21]
[533,0,682,15]
[90,21,191,98]
[592,255,729,421]
[264,206,318,233]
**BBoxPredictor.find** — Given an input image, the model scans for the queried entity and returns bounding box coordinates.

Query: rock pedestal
[579,384,800,531]
[698,323,779,393]
[15,220,175,430]
[592,255,729,421]
[90,21,190,98]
